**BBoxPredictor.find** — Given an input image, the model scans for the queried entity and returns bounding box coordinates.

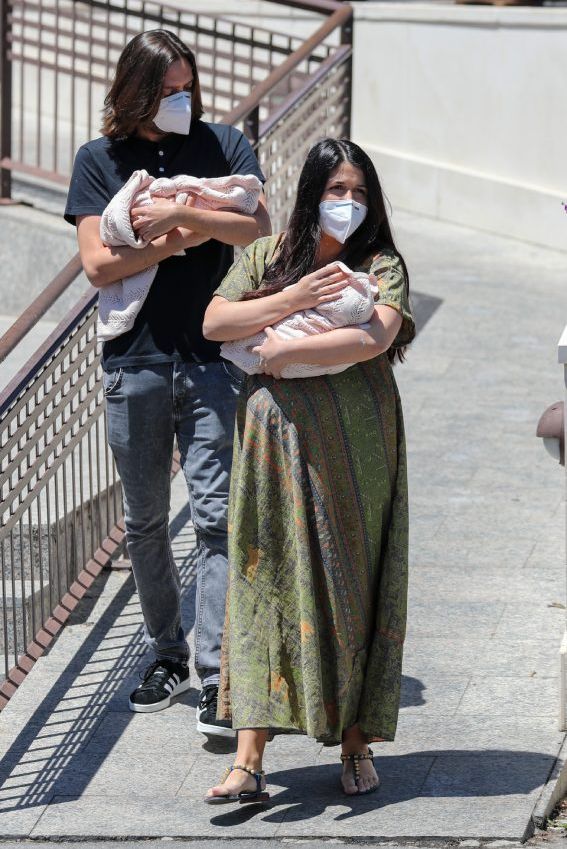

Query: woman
[202,139,415,802]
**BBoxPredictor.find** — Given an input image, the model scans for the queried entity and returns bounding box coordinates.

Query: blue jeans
[103,361,242,686]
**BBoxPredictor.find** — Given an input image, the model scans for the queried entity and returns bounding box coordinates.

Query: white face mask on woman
[319,199,368,244]
[153,91,192,135]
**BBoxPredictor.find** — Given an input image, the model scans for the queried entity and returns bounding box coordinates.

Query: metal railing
[0,0,352,705]
[0,0,336,196]
[0,288,122,705]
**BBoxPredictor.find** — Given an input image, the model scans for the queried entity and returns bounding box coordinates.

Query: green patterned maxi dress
[216,234,415,744]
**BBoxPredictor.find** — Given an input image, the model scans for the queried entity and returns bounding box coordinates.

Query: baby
[97,170,262,341]
[221,262,378,379]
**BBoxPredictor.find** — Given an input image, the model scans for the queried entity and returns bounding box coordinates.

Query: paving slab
[0,210,566,841]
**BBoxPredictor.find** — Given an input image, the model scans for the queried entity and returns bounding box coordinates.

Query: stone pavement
[0,210,565,842]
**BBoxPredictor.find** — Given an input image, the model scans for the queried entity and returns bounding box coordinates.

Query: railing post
[244,106,260,150]
[340,11,353,139]
[559,325,567,730]
[0,0,12,200]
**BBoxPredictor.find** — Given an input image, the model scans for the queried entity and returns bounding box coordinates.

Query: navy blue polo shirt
[64,121,265,369]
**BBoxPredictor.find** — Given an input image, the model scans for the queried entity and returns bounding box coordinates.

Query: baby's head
[317,264,378,326]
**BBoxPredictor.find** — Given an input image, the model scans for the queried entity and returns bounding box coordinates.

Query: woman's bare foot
[341,724,381,795]
[205,766,266,800]
[205,729,269,802]
[341,755,379,795]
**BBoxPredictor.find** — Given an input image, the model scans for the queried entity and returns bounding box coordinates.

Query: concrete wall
[351,2,567,252]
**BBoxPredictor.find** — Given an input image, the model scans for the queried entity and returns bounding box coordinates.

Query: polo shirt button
[158,150,164,156]
[158,167,164,172]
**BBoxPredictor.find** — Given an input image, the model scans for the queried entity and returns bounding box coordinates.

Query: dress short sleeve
[214,234,282,301]
[370,251,415,348]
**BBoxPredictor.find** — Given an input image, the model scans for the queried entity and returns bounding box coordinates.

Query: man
[64,29,270,735]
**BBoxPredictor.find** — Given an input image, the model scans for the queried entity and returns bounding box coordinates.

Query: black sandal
[340,748,380,795]
[204,763,270,805]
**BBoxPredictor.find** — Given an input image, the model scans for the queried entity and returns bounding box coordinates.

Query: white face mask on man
[319,199,368,244]
[153,91,192,135]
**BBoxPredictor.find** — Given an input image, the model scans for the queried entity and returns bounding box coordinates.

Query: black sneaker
[196,684,234,737]
[129,659,190,713]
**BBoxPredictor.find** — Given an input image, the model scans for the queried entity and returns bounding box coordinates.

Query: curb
[532,733,567,829]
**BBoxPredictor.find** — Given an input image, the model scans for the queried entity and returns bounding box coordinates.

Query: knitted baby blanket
[97,169,263,341]
[220,262,378,379]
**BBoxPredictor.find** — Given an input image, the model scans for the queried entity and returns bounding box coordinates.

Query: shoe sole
[204,792,270,805]
[129,677,191,713]
[196,718,235,737]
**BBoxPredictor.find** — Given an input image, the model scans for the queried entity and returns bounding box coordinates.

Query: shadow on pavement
[410,290,443,335]
[0,500,198,813]
[209,749,556,827]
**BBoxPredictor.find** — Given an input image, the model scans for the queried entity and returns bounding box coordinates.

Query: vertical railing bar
[28,504,37,638]
[17,0,25,181]
[44,462,54,615]
[35,0,41,167]
[104,0,110,101]
[70,442,78,595]
[61,445,70,590]
[212,16,217,121]
[78,424,86,569]
[103,407,110,537]
[0,0,13,197]
[9,529,17,669]
[1,538,10,679]
[86,0,93,140]
[18,516,27,651]
[69,0,76,170]
[230,22,236,114]
[108,412,119,525]
[94,410,102,548]
[36,490,45,627]
[52,0,58,172]
[87,411,95,561]
[53,457,62,602]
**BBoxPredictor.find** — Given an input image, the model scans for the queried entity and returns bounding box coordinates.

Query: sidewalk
[0,209,565,841]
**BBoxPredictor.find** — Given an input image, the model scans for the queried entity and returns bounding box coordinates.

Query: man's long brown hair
[101,30,204,138]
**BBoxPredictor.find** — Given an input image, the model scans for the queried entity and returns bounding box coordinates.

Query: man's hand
[131,197,187,242]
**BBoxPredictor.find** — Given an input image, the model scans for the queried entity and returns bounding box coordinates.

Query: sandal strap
[340,749,375,787]
[221,763,265,793]
[340,748,374,762]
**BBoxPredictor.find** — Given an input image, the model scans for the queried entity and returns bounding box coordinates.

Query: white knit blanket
[221,262,378,379]
[97,170,263,341]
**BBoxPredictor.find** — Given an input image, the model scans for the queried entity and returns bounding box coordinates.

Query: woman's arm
[131,193,272,247]
[202,264,350,341]
[77,214,210,288]
[253,306,403,378]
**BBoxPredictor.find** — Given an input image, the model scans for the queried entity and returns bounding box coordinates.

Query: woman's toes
[342,778,358,795]
[206,784,227,798]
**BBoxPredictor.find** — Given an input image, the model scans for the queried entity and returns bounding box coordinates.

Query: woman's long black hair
[246,138,410,363]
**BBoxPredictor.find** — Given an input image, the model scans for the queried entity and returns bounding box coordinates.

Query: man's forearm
[176,205,271,247]
[79,221,207,288]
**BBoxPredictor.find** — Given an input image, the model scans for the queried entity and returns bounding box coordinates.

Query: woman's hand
[287,263,349,311]
[252,327,290,379]
[131,198,186,242]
